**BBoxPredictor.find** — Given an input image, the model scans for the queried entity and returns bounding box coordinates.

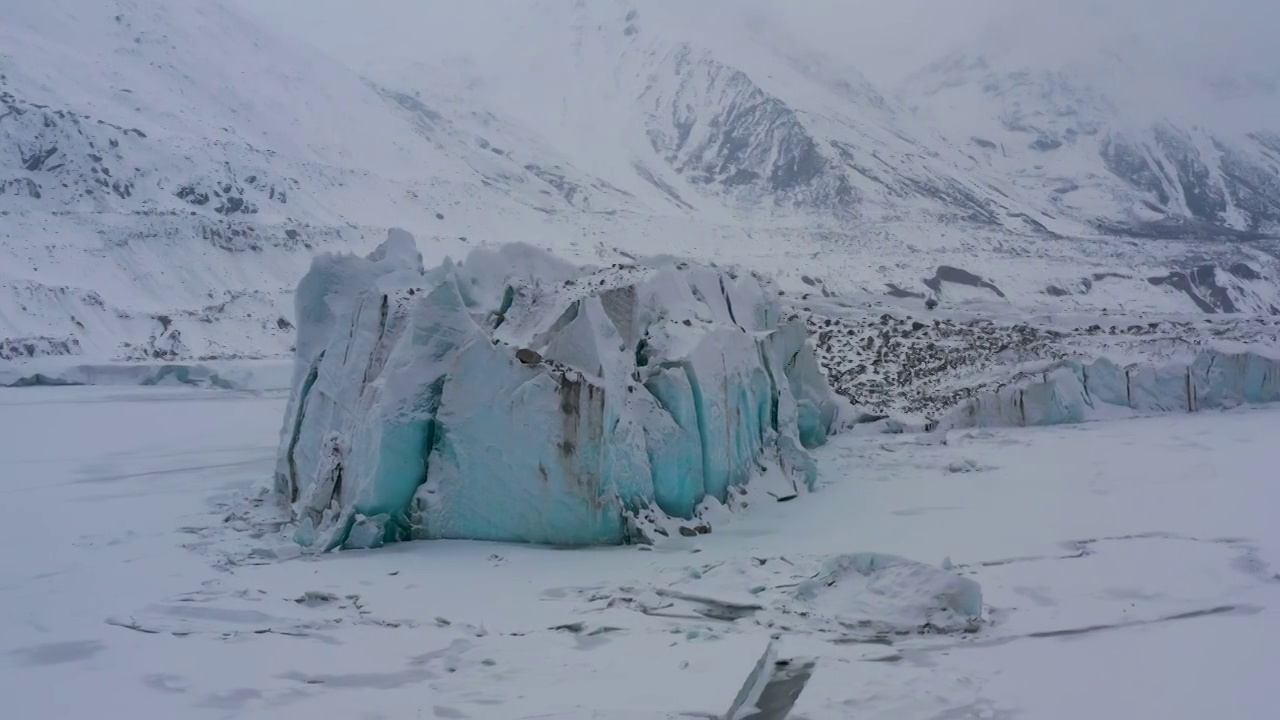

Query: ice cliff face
[937,349,1280,431]
[274,231,847,550]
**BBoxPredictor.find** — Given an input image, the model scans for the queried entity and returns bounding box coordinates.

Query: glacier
[0,359,292,390]
[937,348,1280,431]
[274,230,849,550]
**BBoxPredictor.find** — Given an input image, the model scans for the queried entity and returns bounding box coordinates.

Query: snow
[4,0,1278,370]
[277,233,846,549]
[3,1,1280,713]
[4,385,1280,718]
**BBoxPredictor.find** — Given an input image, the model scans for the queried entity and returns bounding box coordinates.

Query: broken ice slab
[557,553,985,640]
[275,231,854,549]
[793,553,984,627]
[425,631,774,717]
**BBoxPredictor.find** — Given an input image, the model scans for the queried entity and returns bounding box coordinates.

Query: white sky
[237,0,1008,85]
[747,0,1279,84]
[736,0,1017,84]
[237,0,1279,89]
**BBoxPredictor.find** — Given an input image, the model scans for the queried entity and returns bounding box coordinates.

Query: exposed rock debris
[796,302,1280,421]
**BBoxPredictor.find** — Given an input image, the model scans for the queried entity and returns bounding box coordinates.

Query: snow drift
[938,349,1280,430]
[274,231,848,549]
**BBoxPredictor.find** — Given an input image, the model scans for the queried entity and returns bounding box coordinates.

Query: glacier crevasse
[274,231,848,549]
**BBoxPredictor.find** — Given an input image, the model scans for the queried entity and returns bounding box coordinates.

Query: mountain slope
[0,0,658,361]
[901,0,1280,239]
[248,0,1085,231]
[234,0,1280,317]
[3,0,1280,366]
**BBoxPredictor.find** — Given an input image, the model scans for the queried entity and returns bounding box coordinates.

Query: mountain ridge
[2,0,1279,364]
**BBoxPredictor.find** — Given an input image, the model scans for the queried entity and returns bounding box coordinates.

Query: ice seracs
[274,230,850,550]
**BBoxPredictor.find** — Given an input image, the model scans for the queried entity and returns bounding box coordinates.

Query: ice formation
[0,360,292,390]
[587,552,984,636]
[274,230,849,549]
[938,349,1280,430]
[792,553,984,628]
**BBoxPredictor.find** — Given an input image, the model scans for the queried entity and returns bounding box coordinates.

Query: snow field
[2,386,1278,717]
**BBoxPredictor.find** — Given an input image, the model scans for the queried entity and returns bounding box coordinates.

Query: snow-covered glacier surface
[275,231,849,550]
[939,349,1280,430]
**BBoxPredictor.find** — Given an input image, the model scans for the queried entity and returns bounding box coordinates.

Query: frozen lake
[2,386,1278,718]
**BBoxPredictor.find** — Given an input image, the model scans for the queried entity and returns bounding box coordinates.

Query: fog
[239,0,1279,89]
[739,0,1280,84]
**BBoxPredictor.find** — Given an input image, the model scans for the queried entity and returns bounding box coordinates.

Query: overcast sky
[752,0,1279,84]
[239,0,1010,85]
[240,0,1279,88]
[738,0,1016,84]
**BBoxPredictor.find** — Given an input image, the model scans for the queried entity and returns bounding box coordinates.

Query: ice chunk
[1190,349,1280,407]
[1081,357,1129,407]
[633,552,984,636]
[939,348,1280,430]
[793,553,984,625]
[948,365,1090,428]
[275,233,849,548]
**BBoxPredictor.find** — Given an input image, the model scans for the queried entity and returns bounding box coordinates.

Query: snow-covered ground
[3,385,1277,718]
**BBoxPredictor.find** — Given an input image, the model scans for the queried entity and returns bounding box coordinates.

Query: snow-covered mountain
[307,0,1084,231]
[902,0,1280,240]
[2,0,1279,367]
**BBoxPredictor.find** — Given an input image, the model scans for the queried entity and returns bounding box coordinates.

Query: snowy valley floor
[2,386,1279,719]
